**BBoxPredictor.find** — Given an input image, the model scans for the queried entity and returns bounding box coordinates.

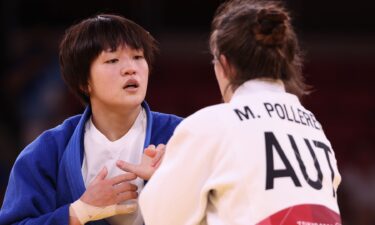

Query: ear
[80,83,91,96]
[218,54,234,79]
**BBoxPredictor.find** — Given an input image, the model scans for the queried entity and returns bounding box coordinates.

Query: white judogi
[140,79,341,225]
[82,109,146,225]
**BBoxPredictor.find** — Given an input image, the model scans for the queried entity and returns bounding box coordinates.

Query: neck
[90,103,142,141]
[223,85,234,103]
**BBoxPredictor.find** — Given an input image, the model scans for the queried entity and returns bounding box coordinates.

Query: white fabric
[140,79,341,225]
[82,108,146,225]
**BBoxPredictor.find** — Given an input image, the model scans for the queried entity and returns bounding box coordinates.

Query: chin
[113,92,145,108]
[124,97,145,108]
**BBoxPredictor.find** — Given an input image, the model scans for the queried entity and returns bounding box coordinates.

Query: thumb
[117,160,139,174]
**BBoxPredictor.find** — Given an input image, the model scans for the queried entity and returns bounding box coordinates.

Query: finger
[144,144,156,157]
[116,191,138,203]
[156,143,166,150]
[144,143,157,157]
[144,148,157,158]
[154,156,163,169]
[114,182,138,194]
[152,144,166,167]
[92,166,108,184]
[147,144,156,150]
[115,203,138,214]
[110,172,137,185]
[151,151,163,167]
[116,160,139,175]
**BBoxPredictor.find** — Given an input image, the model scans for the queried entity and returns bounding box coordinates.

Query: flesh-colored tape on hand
[70,199,137,224]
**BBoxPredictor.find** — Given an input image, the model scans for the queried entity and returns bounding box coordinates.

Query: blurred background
[0,0,374,224]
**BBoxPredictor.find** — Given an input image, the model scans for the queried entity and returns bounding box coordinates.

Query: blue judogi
[0,102,182,225]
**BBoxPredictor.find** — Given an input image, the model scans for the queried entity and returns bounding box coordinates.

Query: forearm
[0,204,71,225]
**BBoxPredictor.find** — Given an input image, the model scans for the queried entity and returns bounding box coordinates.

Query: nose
[120,61,136,76]
[123,68,136,76]
[121,68,136,76]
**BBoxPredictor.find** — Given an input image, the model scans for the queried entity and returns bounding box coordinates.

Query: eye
[105,58,118,64]
[133,55,145,60]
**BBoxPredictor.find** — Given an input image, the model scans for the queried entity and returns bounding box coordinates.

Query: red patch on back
[257,204,341,225]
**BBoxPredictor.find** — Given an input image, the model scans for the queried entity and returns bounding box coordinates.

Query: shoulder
[176,103,231,136]
[16,114,82,166]
[148,111,182,144]
[164,104,234,166]
[151,111,183,129]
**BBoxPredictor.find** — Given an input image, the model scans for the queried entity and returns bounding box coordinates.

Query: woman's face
[88,45,149,111]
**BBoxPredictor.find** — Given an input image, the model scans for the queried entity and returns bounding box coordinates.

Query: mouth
[123,79,139,90]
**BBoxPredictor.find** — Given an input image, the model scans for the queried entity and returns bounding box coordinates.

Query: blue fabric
[0,102,182,225]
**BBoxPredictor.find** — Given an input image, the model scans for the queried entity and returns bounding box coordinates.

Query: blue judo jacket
[0,102,182,225]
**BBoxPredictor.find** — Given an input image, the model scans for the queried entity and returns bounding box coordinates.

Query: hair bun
[253,8,288,46]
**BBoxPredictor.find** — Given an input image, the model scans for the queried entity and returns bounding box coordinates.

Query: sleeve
[139,119,224,225]
[0,136,70,225]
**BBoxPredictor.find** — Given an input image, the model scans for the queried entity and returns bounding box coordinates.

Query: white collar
[86,108,146,149]
[231,79,285,101]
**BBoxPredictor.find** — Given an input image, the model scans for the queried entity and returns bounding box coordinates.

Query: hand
[80,167,138,207]
[116,144,166,180]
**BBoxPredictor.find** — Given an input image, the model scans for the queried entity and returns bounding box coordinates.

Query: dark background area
[0,0,374,224]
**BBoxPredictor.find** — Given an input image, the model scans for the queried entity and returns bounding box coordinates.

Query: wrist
[70,199,137,224]
[69,203,83,225]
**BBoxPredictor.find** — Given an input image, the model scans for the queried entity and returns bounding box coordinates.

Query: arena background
[0,0,374,224]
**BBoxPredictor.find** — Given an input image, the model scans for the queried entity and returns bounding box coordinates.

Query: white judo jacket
[140,79,342,225]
